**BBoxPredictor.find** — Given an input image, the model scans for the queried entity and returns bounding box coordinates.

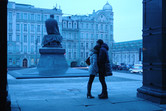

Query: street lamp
[35,38,38,66]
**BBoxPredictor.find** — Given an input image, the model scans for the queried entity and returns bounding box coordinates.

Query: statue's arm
[55,21,60,34]
[45,21,49,34]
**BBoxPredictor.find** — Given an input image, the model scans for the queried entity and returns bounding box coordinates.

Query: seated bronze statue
[42,14,62,47]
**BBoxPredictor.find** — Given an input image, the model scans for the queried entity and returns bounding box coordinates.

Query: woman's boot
[87,83,95,99]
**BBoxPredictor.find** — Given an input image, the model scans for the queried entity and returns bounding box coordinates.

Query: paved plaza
[8,70,166,111]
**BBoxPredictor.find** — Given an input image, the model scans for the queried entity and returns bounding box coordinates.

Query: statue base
[37,47,68,75]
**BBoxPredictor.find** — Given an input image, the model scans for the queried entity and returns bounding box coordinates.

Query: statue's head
[50,14,54,19]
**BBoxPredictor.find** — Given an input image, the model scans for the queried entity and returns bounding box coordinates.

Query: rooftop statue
[42,14,62,47]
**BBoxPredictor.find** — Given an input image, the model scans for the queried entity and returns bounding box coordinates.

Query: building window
[31,45,34,53]
[63,43,66,48]
[63,21,67,28]
[56,16,59,22]
[110,25,113,30]
[105,34,108,39]
[8,12,12,19]
[37,14,41,21]
[16,24,20,31]
[105,25,108,30]
[37,25,40,32]
[9,58,12,65]
[91,24,93,29]
[81,33,84,39]
[86,33,88,38]
[73,43,76,48]
[91,34,93,38]
[16,35,20,42]
[81,43,84,48]
[28,13,30,20]
[9,23,12,31]
[31,58,34,65]
[24,35,27,43]
[8,45,12,53]
[81,23,83,28]
[16,45,19,52]
[74,22,77,29]
[91,43,94,48]
[31,14,34,20]
[74,33,76,39]
[63,32,66,39]
[86,52,89,58]
[74,52,76,59]
[101,34,103,39]
[24,13,27,20]
[9,34,12,41]
[24,45,27,53]
[44,15,48,21]
[37,36,40,43]
[24,24,27,31]
[16,58,20,65]
[69,33,72,39]
[21,13,23,19]
[86,43,88,48]
[68,22,72,28]
[96,24,98,30]
[81,52,84,58]
[16,13,20,20]
[15,45,18,53]
[31,35,34,43]
[101,24,103,30]
[86,24,88,29]
[96,34,98,39]
[69,52,71,59]
[68,42,71,49]
[44,27,46,33]
[31,24,34,32]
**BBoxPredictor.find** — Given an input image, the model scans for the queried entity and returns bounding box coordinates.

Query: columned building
[112,40,143,65]
[7,2,62,68]
[62,2,114,66]
[7,2,114,67]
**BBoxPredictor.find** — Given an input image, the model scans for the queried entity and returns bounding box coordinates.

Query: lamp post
[35,38,38,66]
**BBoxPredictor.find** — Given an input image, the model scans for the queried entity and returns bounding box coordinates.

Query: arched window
[23,58,28,68]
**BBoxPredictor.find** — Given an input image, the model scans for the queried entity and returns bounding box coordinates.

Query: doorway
[23,58,28,68]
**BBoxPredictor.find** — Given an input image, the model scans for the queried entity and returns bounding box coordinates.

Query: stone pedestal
[37,47,68,75]
[137,0,166,104]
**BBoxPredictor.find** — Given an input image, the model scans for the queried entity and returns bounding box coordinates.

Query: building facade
[112,40,143,65]
[62,2,114,66]
[7,2,114,67]
[7,2,62,68]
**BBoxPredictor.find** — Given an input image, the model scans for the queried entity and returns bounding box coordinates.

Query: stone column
[0,0,11,110]
[137,0,166,104]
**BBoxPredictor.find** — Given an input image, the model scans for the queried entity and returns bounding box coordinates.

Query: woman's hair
[97,39,104,45]
[94,45,100,51]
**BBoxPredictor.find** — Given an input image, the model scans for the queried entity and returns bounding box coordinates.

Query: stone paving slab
[7,72,166,111]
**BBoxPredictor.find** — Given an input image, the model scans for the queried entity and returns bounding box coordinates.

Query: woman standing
[87,45,100,99]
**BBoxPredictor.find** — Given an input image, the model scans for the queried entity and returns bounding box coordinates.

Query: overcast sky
[10,0,143,42]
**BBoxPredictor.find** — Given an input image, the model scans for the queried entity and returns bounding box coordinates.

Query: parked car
[126,65,134,70]
[129,64,143,73]
[112,64,119,70]
[118,63,128,70]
